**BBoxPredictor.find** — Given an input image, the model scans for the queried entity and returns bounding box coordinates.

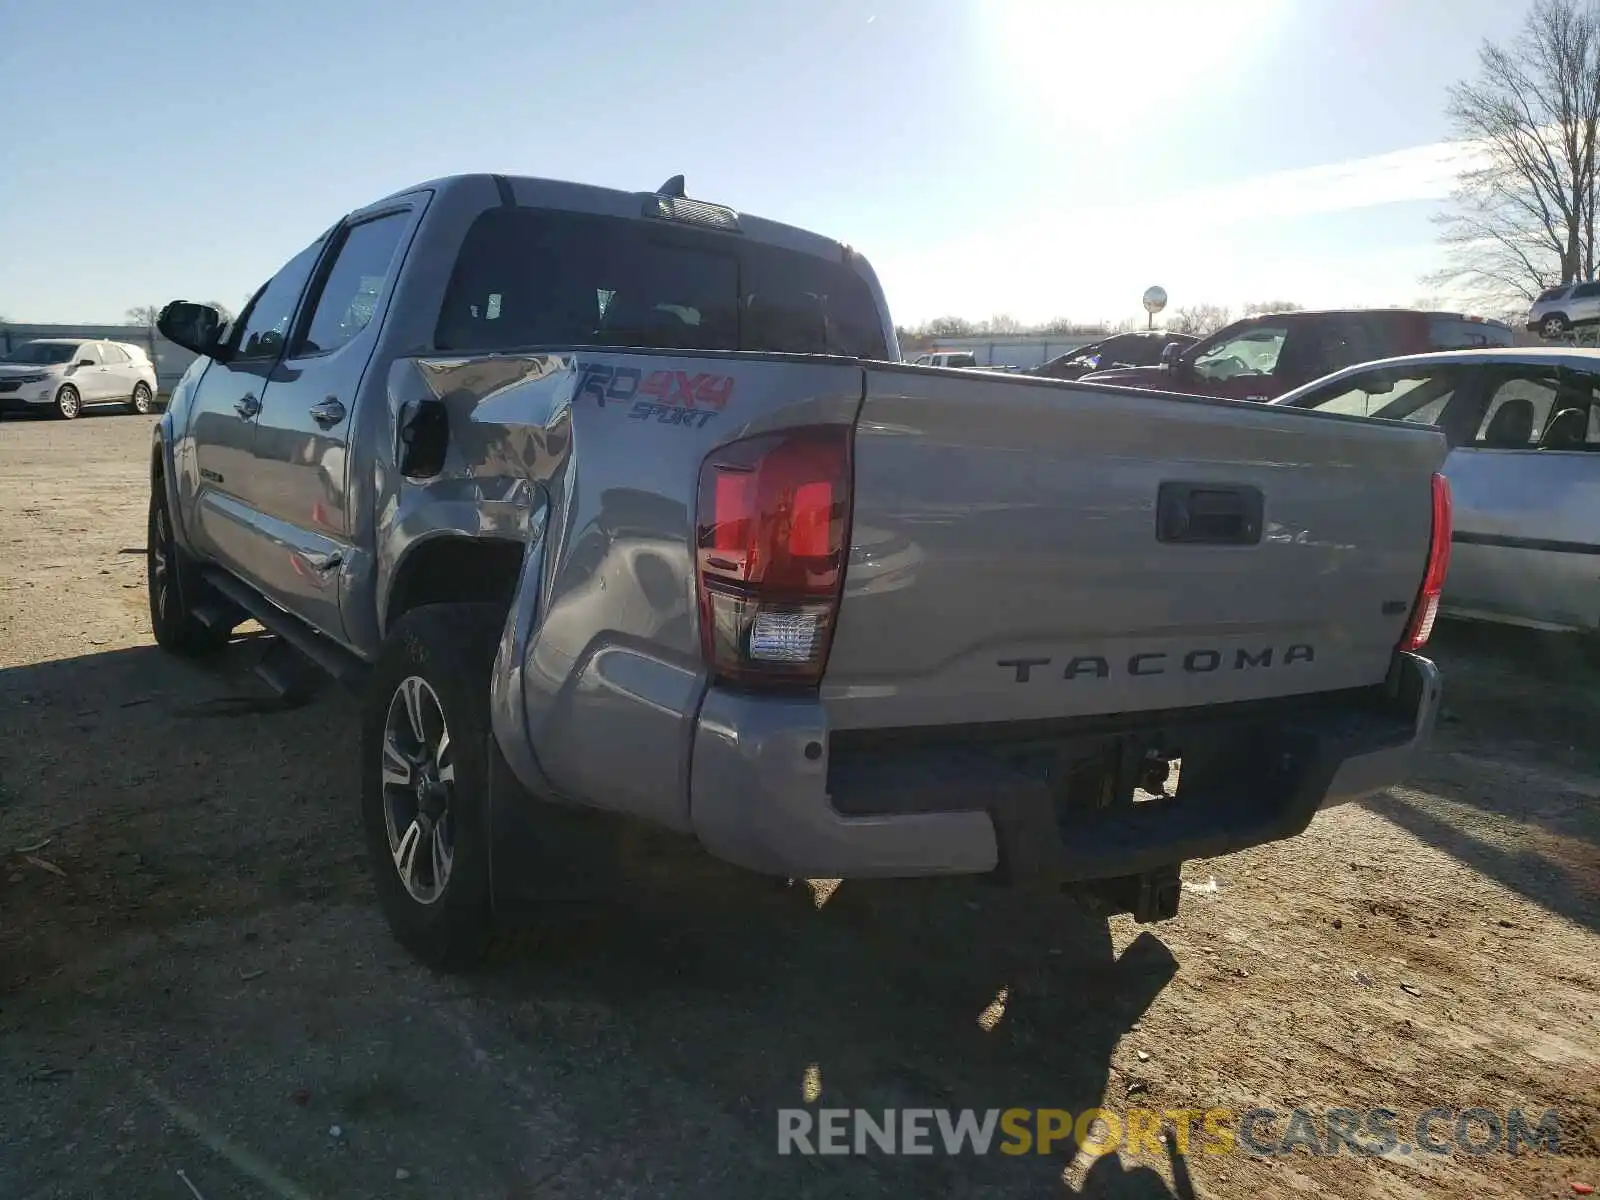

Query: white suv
[0,338,160,419]
[1526,281,1600,338]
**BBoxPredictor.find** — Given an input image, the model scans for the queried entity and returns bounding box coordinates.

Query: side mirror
[77,358,95,368]
[156,301,225,358]
[1160,342,1184,370]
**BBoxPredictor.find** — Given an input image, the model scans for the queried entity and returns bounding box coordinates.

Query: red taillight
[695,425,852,688]
[1400,472,1452,652]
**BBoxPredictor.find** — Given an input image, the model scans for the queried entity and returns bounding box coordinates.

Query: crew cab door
[246,200,421,640]
[185,238,326,579]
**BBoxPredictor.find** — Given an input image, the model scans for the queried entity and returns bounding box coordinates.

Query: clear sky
[0,0,1533,328]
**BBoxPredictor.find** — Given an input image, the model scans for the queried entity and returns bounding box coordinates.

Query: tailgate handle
[1157,482,1263,545]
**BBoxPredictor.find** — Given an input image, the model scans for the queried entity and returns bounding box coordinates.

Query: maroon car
[1083,309,1515,401]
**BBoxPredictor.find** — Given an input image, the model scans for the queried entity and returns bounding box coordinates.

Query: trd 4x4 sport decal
[576,362,736,430]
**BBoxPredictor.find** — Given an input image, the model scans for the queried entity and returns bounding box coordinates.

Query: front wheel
[54,385,81,420]
[362,603,505,971]
[148,485,233,656]
[130,382,153,415]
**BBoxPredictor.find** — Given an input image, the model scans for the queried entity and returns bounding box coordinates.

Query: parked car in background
[1525,282,1600,338]
[910,350,979,368]
[1029,331,1197,380]
[1082,309,1515,402]
[1272,346,1600,634]
[0,337,159,419]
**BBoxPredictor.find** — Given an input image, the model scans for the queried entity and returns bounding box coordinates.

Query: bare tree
[126,304,161,326]
[1242,300,1303,316]
[1167,304,1233,336]
[978,313,1024,334]
[923,316,977,338]
[1433,0,1600,305]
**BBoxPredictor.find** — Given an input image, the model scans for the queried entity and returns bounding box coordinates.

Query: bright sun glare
[984,0,1286,124]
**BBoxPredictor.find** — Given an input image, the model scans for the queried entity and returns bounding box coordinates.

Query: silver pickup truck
[149,173,1449,969]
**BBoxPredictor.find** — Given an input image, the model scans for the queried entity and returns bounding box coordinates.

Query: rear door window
[1314,317,1386,376]
[434,207,887,358]
[1294,365,1462,429]
[294,212,409,356]
[101,343,129,364]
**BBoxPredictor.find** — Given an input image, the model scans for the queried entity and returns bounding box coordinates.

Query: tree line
[898,300,1302,346]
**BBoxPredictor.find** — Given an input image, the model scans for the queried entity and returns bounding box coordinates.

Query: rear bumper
[688,653,1440,880]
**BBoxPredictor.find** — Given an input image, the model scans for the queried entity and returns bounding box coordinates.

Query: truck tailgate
[824,368,1448,730]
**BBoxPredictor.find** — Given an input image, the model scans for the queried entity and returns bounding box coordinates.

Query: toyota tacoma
[148,173,1449,968]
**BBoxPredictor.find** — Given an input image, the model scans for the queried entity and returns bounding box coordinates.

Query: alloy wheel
[380,676,458,905]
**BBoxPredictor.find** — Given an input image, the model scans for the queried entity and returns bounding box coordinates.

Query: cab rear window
[434,207,887,359]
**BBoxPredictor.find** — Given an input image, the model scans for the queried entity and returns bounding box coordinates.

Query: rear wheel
[1541,313,1572,338]
[54,385,81,420]
[130,382,153,415]
[362,603,504,971]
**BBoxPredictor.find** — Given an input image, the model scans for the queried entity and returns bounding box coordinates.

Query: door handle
[235,394,261,419]
[309,397,346,427]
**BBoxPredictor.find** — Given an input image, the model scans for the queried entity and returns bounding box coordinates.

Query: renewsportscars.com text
[776,1106,1564,1158]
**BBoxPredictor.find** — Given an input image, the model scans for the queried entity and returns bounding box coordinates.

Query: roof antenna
[657,175,686,198]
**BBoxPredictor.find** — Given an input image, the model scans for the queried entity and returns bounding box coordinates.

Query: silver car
[0,338,159,419]
[1272,346,1600,633]
[1525,281,1600,338]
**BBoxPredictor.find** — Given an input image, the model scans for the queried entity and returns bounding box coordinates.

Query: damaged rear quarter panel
[377,349,863,832]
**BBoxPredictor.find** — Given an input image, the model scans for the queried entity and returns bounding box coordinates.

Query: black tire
[1540,313,1572,339]
[362,603,505,971]
[130,382,153,415]
[148,484,234,656]
[55,384,81,420]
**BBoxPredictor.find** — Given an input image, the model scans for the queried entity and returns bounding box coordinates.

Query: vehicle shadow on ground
[0,635,366,992]
[483,856,1186,1196]
[1,639,1188,1196]
[1357,622,1600,933]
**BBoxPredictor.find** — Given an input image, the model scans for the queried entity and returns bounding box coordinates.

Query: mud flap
[485,733,628,922]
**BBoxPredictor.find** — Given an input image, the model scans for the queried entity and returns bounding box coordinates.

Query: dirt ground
[1,411,1596,1200]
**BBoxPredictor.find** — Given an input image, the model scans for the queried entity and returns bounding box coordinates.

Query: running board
[200,567,369,687]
